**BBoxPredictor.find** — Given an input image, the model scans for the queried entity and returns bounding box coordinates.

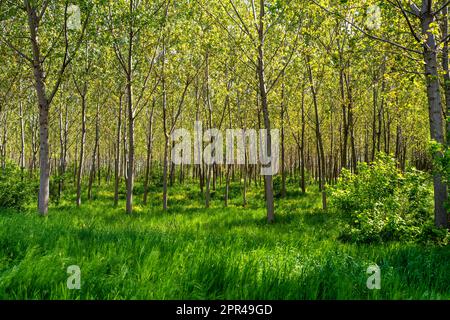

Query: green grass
[0,181,449,299]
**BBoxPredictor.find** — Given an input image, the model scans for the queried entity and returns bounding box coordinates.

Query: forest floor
[0,182,449,299]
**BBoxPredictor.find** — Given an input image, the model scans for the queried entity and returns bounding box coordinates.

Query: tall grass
[0,182,449,299]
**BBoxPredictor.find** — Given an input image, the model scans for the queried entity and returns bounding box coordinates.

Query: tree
[313,0,448,228]
[107,0,160,213]
[1,0,90,215]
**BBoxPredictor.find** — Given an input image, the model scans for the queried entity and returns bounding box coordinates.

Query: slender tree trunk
[377,64,385,153]
[307,56,327,210]
[0,112,6,170]
[26,4,50,215]
[114,93,123,207]
[126,73,134,214]
[348,83,357,173]
[205,52,213,208]
[125,1,135,214]
[383,109,391,154]
[340,69,348,169]
[329,106,335,183]
[162,136,169,210]
[225,164,231,206]
[395,125,402,162]
[257,0,275,223]
[88,102,100,200]
[73,138,78,183]
[194,81,204,195]
[143,99,155,205]
[280,77,287,198]
[443,7,450,141]
[300,84,306,193]
[225,85,232,206]
[122,108,128,182]
[97,129,101,186]
[58,104,64,200]
[19,100,25,178]
[371,82,377,161]
[76,95,86,207]
[162,39,169,211]
[421,3,448,228]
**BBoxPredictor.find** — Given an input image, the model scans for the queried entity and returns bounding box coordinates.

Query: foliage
[0,0,448,300]
[0,162,36,210]
[430,140,450,185]
[330,153,437,244]
[427,141,450,245]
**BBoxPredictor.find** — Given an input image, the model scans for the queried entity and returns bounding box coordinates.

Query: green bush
[0,161,36,210]
[330,153,434,243]
[419,223,450,246]
[430,140,450,185]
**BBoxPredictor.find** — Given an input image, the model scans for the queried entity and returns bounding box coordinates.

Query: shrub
[330,153,434,243]
[419,223,450,246]
[0,161,35,210]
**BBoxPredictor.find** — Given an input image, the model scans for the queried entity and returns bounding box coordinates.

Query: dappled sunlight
[0,182,448,299]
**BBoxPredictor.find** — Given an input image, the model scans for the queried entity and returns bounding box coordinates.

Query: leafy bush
[418,223,450,246]
[0,161,35,210]
[430,140,450,185]
[330,153,434,243]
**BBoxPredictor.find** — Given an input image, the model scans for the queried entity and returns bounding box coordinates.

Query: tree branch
[228,0,257,46]
[434,0,450,15]
[37,0,49,22]
[48,3,92,106]
[395,0,422,43]
[0,35,33,63]
[311,0,422,55]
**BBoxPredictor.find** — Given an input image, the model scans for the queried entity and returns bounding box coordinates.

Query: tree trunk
[126,74,134,214]
[442,6,450,142]
[205,52,213,208]
[307,56,327,210]
[371,82,377,162]
[300,84,306,193]
[257,0,275,223]
[421,3,448,228]
[58,104,64,200]
[76,95,86,207]
[162,40,169,211]
[19,99,25,178]
[340,69,348,169]
[348,84,357,173]
[280,77,287,198]
[88,102,100,200]
[26,4,50,215]
[143,99,155,205]
[114,93,123,207]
